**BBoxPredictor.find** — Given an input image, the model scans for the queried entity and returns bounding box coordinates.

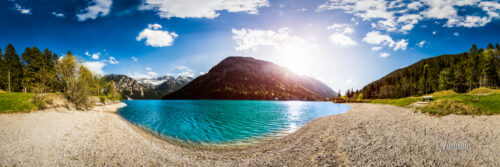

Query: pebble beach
[0,103,499,166]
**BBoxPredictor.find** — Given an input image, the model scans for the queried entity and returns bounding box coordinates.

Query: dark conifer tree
[21,47,33,92]
[0,49,3,89]
[2,44,23,92]
[487,43,494,49]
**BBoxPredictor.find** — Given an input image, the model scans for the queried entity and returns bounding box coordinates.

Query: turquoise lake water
[118,100,351,145]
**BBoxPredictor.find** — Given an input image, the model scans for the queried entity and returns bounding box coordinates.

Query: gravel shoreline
[0,103,499,166]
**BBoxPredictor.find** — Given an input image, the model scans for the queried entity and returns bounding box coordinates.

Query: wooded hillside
[361,43,500,99]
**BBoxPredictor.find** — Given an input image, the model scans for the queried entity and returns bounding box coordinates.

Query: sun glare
[276,47,317,76]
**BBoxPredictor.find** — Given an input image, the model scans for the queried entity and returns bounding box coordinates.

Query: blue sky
[1,0,500,93]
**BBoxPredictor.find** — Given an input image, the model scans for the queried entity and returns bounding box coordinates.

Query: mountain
[105,74,193,99]
[163,56,337,101]
[360,44,500,99]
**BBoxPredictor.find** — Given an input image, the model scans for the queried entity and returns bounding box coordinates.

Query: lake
[118,100,351,145]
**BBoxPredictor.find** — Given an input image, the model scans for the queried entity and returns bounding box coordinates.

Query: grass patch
[428,90,458,97]
[468,87,500,95]
[420,99,481,115]
[369,91,500,115]
[369,97,420,107]
[420,93,500,115]
[0,92,36,113]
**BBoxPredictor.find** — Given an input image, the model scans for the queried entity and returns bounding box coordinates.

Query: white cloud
[14,3,31,15]
[343,27,354,34]
[77,0,112,21]
[455,16,490,27]
[82,61,106,75]
[407,1,423,10]
[327,23,350,30]
[432,31,437,35]
[175,65,193,72]
[232,27,318,53]
[85,51,101,60]
[417,40,426,48]
[371,46,382,51]
[52,12,65,18]
[92,54,99,60]
[363,31,395,46]
[345,78,353,84]
[454,32,460,36]
[131,56,138,62]
[177,71,195,78]
[297,8,307,12]
[329,33,358,47]
[393,39,408,51]
[139,0,269,19]
[147,71,158,76]
[171,65,196,78]
[480,1,500,18]
[318,0,500,32]
[108,57,119,64]
[148,23,162,30]
[363,31,407,51]
[326,23,357,47]
[136,23,178,47]
[129,72,153,79]
[146,67,152,71]
[379,52,390,58]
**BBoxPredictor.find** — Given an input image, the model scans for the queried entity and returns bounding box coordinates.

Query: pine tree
[465,46,479,91]
[21,47,45,93]
[50,53,60,92]
[21,47,32,92]
[438,68,452,90]
[337,90,341,98]
[0,48,3,90]
[2,44,23,92]
[42,49,57,93]
[487,43,494,49]
[481,48,498,87]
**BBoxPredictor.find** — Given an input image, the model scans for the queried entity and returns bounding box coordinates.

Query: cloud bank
[139,0,269,19]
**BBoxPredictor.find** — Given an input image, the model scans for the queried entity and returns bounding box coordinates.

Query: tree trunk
[8,71,11,93]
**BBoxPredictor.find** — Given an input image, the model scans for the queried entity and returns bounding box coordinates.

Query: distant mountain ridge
[105,74,193,99]
[163,56,337,101]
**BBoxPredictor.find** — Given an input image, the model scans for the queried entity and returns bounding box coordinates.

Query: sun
[278,56,311,75]
[276,48,316,76]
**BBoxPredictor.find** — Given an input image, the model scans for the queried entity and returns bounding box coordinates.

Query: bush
[32,94,55,110]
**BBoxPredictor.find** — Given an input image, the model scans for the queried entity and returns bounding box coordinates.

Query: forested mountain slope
[361,43,500,99]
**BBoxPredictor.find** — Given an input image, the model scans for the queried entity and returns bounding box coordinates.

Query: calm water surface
[118,100,351,145]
